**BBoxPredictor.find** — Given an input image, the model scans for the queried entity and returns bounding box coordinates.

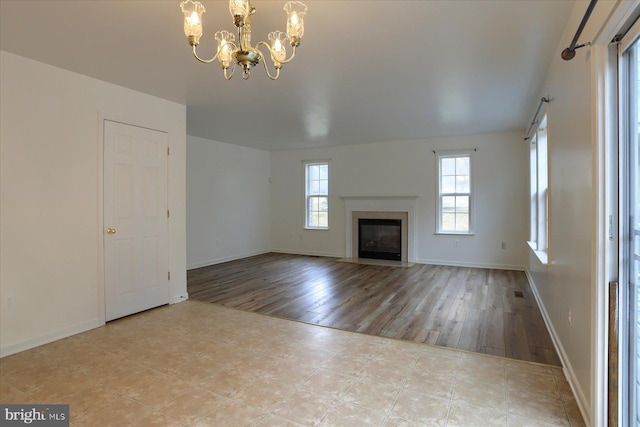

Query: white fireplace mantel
[341,196,418,263]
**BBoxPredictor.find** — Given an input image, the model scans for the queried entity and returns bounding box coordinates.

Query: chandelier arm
[192,44,221,64]
[191,40,240,64]
[279,45,297,65]
[260,56,281,80]
[255,42,281,80]
[223,62,237,80]
[255,41,297,65]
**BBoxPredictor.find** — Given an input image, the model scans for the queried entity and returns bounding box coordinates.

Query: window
[305,161,329,229]
[528,114,549,263]
[436,151,473,233]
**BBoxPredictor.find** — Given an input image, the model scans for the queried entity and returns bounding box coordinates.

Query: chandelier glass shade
[180,0,307,80]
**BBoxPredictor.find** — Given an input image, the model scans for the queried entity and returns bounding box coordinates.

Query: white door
[103,120,169,321]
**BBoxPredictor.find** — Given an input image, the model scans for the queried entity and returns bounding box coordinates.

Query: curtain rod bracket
[562,0,597,61]
[561,42,592,60]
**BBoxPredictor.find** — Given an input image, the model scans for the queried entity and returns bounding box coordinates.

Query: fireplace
[341,196,418,263]
[358,218,402,261]
[350,210,410,263]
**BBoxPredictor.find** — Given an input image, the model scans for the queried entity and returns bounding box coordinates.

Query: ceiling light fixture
[180,0,307,80]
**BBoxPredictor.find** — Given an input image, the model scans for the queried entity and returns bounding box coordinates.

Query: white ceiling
[0,0,575,151]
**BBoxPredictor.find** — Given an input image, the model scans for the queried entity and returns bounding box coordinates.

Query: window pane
[456,176,470,193]
[456,214,469,231]
[308,200,320,227]
[319,197,328,212]
[442,176,455,193]
[319,165,328,180]
[308,210,315,226]
[309,165,320,180]
[456,196,469,213]
[319,181,328,195]
[442,196,455,210]
[442,213,455,231]
[310,181,320,195]
[456,157,470,175]
[441,158,455,175]
[318,212,328,227]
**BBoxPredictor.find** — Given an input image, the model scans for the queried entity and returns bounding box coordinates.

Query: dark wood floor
[187,253,561,366]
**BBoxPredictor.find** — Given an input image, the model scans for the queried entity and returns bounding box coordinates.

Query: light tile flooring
[0,301,585,427]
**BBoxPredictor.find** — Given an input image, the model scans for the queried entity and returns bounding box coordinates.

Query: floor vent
[514,291,524,298]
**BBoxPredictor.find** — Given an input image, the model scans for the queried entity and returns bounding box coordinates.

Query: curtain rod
[432,148,478,154]
[524,97,550,141]
[561,0,597,60]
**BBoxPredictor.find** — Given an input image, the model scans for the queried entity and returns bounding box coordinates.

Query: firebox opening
[358,218,402,261]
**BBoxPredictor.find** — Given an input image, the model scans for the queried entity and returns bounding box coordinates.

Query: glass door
[621,26,640,426]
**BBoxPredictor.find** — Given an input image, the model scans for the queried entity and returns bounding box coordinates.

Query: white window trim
[304,160,329,230]
[527,114,550,265]
[435,149,475,235]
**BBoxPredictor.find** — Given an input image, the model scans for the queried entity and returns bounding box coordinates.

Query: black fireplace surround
[358,218,402,261]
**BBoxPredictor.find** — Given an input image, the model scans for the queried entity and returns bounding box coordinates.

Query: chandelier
[180,0,307,80]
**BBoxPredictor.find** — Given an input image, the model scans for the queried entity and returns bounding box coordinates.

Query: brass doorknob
[106,228,116,234]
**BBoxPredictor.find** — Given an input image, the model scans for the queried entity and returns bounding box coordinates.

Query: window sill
[304,227,330,231]
[434,232,475,236]
[527,241,548,265]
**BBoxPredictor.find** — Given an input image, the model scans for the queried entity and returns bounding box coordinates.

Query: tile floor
[0,300,585,427]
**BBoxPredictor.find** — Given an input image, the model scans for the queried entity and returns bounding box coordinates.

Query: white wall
[524,1,626,424]
[0,51,187,356]
[186,136,271,269]
[270,131,529,269]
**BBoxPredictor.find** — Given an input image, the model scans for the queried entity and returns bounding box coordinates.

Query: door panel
[620,26,640,426]
[104,120,169,321]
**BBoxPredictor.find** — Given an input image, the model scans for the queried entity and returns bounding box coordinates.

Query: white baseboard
[0,318,102,358]
[270,252,527,271]
[171,293,189,304]
[525,270,591,427]
[187,249,271,270]
[270,249,344,258]
[418,258,525,271]
[192,250,526,271]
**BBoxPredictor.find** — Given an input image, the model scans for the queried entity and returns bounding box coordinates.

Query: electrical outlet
[501,242,507,250]
[454,240,459,247]
[6,297,14,308]
[568,307,572,325]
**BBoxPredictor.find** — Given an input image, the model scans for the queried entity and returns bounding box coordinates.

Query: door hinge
[167,146,170,156]
[167,209,170,218]
[168,271,171,280]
